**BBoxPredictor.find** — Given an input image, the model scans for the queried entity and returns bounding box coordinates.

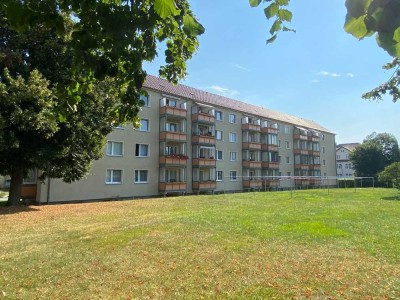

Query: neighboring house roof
[336,143,360,152]
[143,75,333,133]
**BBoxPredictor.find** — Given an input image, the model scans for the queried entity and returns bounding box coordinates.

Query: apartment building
[336,143,360,177]
[30,75,336,203]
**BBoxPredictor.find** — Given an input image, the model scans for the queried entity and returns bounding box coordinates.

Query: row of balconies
[293,134,320,142]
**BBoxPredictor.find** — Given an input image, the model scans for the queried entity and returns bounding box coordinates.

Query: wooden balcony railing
[160,106,187,117]
[192,181,217,190]
[191,113,215,123]
[159,182,187,192]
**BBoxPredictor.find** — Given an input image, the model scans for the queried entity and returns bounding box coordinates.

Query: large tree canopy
[0,0,204,123]
[350,132,400,177]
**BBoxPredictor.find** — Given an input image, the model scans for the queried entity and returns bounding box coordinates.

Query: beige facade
[34,76,337,203]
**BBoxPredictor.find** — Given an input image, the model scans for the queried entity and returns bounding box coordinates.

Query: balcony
[312,150,320,156]
[295,179,310,186]
[310,178,322,185]
[308,135,320,142]
[159,155,188,166]
[261,127,278,134]
[294,164,311,170]
[192,158,216,167]
[160,106,187,118]
[262,179,280,187]
[261,162,279,169]
[192,181,217,191]
[293,149,311,155]
[160,131,186,142]
[192,135,215,145]
[242,142,261,150]
[159,182,187,192]
[310,164,321,170]
[243,179,263,188]
[242,123,261,132]
[242,161,262,169]
[293,134,308,141]
[261,144,278,152]
[191,113,215,124]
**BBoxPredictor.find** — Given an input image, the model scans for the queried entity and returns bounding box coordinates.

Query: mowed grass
[1,188,400,299]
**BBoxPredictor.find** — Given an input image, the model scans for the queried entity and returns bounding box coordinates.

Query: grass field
[1,188,400,299]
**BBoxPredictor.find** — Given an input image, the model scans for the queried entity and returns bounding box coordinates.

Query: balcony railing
[243,179,263,188]
[261,144,278,152]
[293,134,308,140]
[242,142,261,150]
[242,123,261,132]
[192,135,215,145]
[294,179,310,186]
[160,106,187,118]
[159,155,188,166]
[261,162,279,169]
[242,161,262,169]
[294,164,311,170]
[262,179,280,187]
[293,149,312,155]
[159,182,187,192]
[261,127,278,134]
[192,158,216,167]
[191,113,215,124]
[192,181,217,190]
[160,131,187,142]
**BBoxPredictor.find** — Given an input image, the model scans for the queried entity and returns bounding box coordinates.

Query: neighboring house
[27,75,336,203]
[336,143,360,177]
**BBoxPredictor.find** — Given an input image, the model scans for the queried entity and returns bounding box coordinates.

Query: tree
[350,132,400,178]
[0,17,117,206]
[1,0,204,123]
[378,161,400,190]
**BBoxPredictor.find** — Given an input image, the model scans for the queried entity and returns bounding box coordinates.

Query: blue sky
[145,0,400,145]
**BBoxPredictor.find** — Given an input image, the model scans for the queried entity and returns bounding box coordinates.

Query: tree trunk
[7,166,24,206]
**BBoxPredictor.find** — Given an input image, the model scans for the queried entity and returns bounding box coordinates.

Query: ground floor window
[106,169,122,184]
[134,170,149,183]
[229,171,237,181]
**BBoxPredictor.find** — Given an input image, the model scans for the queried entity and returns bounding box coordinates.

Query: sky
[144,0,400,145]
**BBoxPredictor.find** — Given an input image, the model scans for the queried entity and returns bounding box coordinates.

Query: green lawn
[1,188,400,299]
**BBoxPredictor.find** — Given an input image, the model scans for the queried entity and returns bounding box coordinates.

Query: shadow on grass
[0,204,40,215]
[382,196,400,201]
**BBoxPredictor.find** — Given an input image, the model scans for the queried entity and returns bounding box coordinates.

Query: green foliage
[350,132,400,178]
[379,161,400,189]
[0,0,204,123]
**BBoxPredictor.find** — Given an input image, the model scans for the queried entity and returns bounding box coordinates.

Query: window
[284,126,290,134]
[23,169,37,184]
[322,146,326,154]
[285,141,290,149]
[278,156,281,163]
[229,171,237,181]
[216,150,223,160]
[165,146,178,155]
[230,151,237,161]
[107,141,123,156]
[140,94,150,107]
[216,171,223,181]
[278,140,281,148]
[229,132,237,142]
[287,172,291,178]
[286,156,290,164]
[215,110,223,121]
[216,130,223,141]
[338,164,342,169]
[336,155,340,159]
[139,119,149,132]
[323,160,326,166]
[106,169,122,184]
[135,144,149,157]
[167,123,178,132]
[229,114,236,124]
[321,134,325,141]
[166,99,176,107]
[134,170,149,183]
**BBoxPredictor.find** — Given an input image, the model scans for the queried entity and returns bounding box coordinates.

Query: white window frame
[216,150,223,161]
[134,170,149,183]
[216,171,223,181]
[230,151,237,161]
[229,171,238,181]
[216,130,223,141]
[106,141,123,156]
[139,119,150,132]
[135,144,149,157]
[140,94,150,107]
[106,169,122,184]
[284,126,290,134]
[229,114,236,124]
[215,110,223,121]
[229,132,237,143]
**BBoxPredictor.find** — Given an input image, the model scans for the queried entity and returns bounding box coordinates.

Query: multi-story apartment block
[336,143,360,177]
[26,75,336,203]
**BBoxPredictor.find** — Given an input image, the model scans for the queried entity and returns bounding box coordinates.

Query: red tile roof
[144,75,333,133]
[336,143,360,152]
